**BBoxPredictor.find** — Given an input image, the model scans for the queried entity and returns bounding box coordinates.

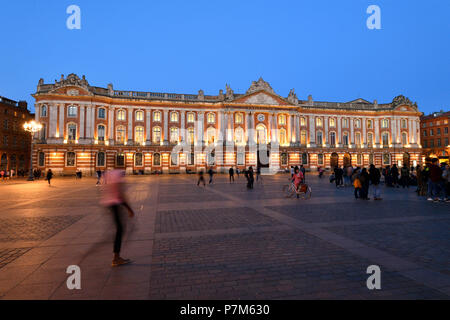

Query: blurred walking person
[369,164,382,200]
[101,169,135,267]
[46,169,53,186]
[208,167,214,184]
[229,167,235,183]
[197,170,206,187]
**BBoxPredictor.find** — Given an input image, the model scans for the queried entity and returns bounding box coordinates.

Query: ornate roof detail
[54,74,90,89]
[246,77,275,95]
[392,95,417,109]
[225,84,234,101]
[287,89,298,105]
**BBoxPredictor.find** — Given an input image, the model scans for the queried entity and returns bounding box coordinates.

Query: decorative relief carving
[246,77,275,95]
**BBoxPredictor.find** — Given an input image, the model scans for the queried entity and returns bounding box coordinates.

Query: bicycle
[282,182,312,199]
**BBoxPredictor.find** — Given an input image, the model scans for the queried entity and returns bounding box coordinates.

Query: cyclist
[292,166,304,198]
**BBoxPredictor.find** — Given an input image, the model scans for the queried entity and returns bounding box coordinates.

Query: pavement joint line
[204,180,450,297]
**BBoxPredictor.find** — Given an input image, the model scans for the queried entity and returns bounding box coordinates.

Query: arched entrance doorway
[0,154,7,171]
[330,153,339,168]
[343,153,352,167]
[403,152,410,167]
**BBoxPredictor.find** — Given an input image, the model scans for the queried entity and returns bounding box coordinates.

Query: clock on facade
[257,114,265,122]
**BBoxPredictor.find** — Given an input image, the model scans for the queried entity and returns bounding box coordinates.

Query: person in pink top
[292,166,304,198]
[101,169,135,267]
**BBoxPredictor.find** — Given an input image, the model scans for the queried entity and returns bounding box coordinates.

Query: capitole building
[32,74,423,175]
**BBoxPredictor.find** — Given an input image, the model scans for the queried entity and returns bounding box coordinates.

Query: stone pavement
[0,173,448,300]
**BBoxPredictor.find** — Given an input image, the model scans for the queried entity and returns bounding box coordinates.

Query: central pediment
[234,91,287,105]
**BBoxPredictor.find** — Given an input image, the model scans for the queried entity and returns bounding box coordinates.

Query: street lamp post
[23,121,43,181]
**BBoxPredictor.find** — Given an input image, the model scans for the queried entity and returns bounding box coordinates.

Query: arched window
[235,113,243,124]
[279,128,287,145]
[256,124,267,144]
[187,112,195,123]
[38,152,45,167]
[402,132,408,145]
[206,127,215,144]
[316,117,323,127]
[153,111,161,122]
[170,112,178,122]
[367,119,373,129]
[329,118,336,127]
[382,132,389,146]
[40,105,48,117]
[316,131,323,145]
[98,108,106,119]
[68,106,77,118]
[97,152,105,167]
[97,125,106,141]
[235,127,244,144]
[355,119,361,128]
[170,127,179,144]
[116,126,126,144]
[66,152,76,167]
[117,110,125,121]
[207,113,216,124]
[135,153,143,167]
[343,118,349,128]
[300,117,306,127]
[0,154,7,171]
[381,119,389,129]
[279,114,286,125]
[40,123,47,140]
[153,153,161,166]
[135,110,144,122]
[135,126,144,145]
[153,127,161,144]
[369,154,374,165]
[187,127,195,144]
[67,123,77,141]
[401,119,407,129]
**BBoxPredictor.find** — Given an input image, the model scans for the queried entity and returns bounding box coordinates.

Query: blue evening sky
[0,0,448,114]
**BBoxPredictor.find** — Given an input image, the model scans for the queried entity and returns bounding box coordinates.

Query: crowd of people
[329,159,450,202]
[0,169,29,180]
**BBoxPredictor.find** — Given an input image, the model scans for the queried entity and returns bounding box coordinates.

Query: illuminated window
[383,153,391,165]
[279,114,286,125]
[153,153,161,166]
[136,111,144,121]
[38,152,45,167]
[153,111,161,122]
[207,127,215,144]
[207,113,216,124]
[66,152,76,167]
[316,117,322,127]
[187,112,195,123]
[367,119,373,129]
[316,131,323,145]
[343,133,349,146]
[367,133,373,146]
[117,110,125,121]
[170,127,179,143]
[381,119,389,129]
[116,126,126,144]
[135,126,144,145]
[300,117,306,127]
[330,132,336,146]
[402,132,408,145]
[343,118,349,128]
[153,127,161,144]
[330,118,335,127]
[318,154,324,165]
[300,130,307,145]
[187,127,195,144]
[170,112,179,122]
[355,132,361,145]
[355,119,361,128]
[235,113,243,124]
[382,132,389,146]
[401,119,407,129]
[235,127,244,144]
[279,128,287,145]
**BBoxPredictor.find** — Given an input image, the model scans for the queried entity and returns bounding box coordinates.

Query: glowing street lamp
[23,121,43,181]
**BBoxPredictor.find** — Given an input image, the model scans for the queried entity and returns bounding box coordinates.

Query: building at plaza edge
[32,74,422,175]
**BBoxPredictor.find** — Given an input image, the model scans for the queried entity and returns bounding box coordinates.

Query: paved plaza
[0,173,449,300]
